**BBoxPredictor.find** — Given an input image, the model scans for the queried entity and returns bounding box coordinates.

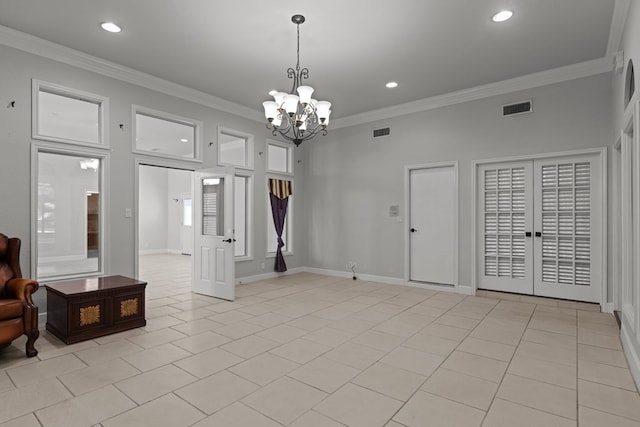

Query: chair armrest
[6,278,39,305]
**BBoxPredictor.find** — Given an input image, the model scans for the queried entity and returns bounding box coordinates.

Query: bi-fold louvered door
[478,154,601,302]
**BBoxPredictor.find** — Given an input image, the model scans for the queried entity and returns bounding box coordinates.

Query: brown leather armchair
[0,233,39,357]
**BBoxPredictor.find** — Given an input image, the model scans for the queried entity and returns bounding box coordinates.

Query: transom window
[218,128,254,169]
[267,140,293,175]
[134,106,202,161]
[32,80,108,147]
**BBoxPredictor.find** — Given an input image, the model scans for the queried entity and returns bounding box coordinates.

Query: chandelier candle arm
[262,14,331,147]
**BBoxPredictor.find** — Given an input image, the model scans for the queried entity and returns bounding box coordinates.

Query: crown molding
[0,24,615,132]
[0,24,263,122]
[332,56,614,130]
[606,0,631,56]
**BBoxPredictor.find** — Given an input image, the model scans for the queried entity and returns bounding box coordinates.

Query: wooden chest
[45,275,147,344]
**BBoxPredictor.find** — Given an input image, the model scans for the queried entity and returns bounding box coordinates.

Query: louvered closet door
[478,162,534,294]
[533,155,602,302]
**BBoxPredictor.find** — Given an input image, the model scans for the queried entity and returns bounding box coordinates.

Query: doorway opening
[137,164,194,289]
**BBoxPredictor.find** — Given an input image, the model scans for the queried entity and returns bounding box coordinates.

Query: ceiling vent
[372,127,391,138]
[502,100,532,117]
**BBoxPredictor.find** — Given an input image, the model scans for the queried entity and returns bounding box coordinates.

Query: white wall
[139,165,169,253]
[167,168,192,253]
[304,73,613,293]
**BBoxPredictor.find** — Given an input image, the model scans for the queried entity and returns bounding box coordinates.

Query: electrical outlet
[261,262,265,269]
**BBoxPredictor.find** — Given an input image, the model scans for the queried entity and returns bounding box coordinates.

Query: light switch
[125,208,132,218]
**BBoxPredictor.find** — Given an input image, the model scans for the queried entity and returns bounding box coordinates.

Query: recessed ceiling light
[492,10,513,23]
[180,138,189,143]
[100,22,122,33]
[386,82,398,89]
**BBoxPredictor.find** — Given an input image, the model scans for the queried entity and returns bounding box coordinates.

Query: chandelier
[262,14,331,147]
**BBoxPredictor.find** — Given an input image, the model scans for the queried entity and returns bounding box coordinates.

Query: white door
[533,156,602,302]
[409,165,457,285]
[477,154,602,302]
[192,168,235,301]
[478,162,534,294]
[181,194,193,255]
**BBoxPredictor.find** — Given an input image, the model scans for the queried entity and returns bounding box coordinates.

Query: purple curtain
[268,179,292,273]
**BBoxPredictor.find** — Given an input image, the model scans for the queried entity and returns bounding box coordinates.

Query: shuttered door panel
[478,162,533,294]
[533,155,601,302]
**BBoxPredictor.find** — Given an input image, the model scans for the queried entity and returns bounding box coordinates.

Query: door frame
[404,161,459,290]
[471,147,608,309]
[133,157,196,280]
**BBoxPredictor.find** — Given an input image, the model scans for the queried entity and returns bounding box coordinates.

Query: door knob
[410,228,417,233]
[222,238,236,243]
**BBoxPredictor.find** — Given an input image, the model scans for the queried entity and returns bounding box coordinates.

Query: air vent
[373,127,391,138]
[502,100,532,117]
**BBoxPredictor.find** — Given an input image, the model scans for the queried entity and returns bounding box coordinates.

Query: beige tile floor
[1,253,639,426]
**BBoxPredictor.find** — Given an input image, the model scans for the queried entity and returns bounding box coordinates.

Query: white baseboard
[621,322,640,390]
[236,267,306,285]
[303,267,404,286]
[139,249,182,255]
[603,302,615,314]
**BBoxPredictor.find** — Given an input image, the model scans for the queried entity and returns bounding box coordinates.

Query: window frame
[234,171,253,261]
[266,174,294,257]
[266,139,294,176]
[217,127,254,170]
[132,105,203,163]
[31,141,109,281]
[32,79,109,148]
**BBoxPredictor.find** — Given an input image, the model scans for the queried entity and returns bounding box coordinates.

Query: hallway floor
[0,254,638,426]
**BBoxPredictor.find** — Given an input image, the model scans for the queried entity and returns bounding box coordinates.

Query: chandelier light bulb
[284,94,299,115]
[272,92,287,106]
[297,86,314,104]
[315,101,331,121]
[262,101,278,120]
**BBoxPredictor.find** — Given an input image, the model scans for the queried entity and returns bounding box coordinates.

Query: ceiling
[0,0,619,122]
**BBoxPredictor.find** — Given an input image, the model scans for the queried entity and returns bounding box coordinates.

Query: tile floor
[1,253,639,426]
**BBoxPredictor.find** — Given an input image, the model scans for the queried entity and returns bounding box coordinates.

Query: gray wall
[0,44,308,311]
[304,73,613,293]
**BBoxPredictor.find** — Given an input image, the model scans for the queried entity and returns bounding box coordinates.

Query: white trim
[404,161,459,289]
[133,105,204,163]
[218,126,255,170]
[621,322,640,390]
[31,142,110,281]
[32,79,110,149]
[332,57,613,129]
[236,267,307,285]
[303,267,404,286]
[606,0,632,57]
[0,25,262,123]
[134,157,198,279]
[138,249,177,256]
[233,172,254,260]
[471,147,608,306]
[613,140,623,312]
